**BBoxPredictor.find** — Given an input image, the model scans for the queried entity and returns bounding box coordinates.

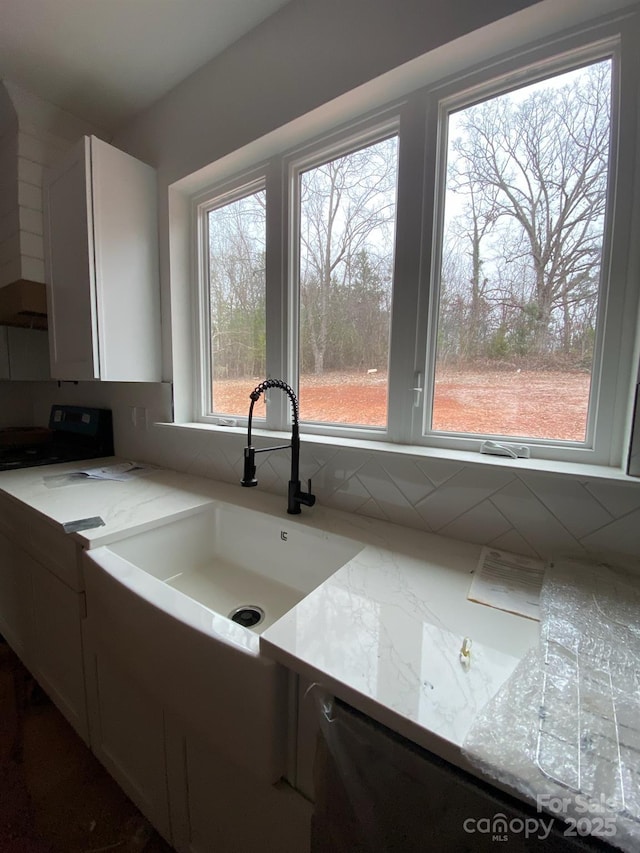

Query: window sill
[154,421,638,484]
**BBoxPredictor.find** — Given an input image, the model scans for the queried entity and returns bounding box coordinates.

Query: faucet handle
[304,479,316,507]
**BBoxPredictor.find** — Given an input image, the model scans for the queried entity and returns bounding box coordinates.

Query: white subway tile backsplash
[519,471,614,538]
[584,479,640,518]
[439,499,512,544]
[21,381,640,563]
[490,479,584,557]
[355,465,424,528]
[329,476,371,514]
[487,530,541,559]
[319,448,370,494]
[415,466,515,531]
[356,497,388,522]
[579,507,640,556]
[381,456,435,505]
[414,456,464,487]
[356,460,412,506]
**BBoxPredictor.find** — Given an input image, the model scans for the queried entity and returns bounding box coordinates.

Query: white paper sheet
[467,546,546,620]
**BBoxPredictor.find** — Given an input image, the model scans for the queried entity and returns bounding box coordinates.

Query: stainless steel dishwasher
[311,697,616,853]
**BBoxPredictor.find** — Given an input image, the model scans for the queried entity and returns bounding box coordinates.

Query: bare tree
[299,137,398,374]
[208,190,266,380]
[444,60,611,363]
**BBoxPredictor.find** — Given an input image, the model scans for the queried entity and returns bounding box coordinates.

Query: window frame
[193,169,268,425]
[286,114,402,438]
[189,13,640,469]
[415,37,625,464]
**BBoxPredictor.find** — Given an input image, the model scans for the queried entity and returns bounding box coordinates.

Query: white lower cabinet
[81,635,312,853]
[29,553,88,742]
[83,645,171,841]
[0,494,312,852]
[165,715,312,853]
[0,528,34,666]
[0,511,88,743]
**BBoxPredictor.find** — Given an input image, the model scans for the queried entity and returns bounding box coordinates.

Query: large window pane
[207,189,266,417]
[297,135,399,427]
[432,60,612,442]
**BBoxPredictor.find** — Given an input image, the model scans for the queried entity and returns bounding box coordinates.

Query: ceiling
[0,0,293,134]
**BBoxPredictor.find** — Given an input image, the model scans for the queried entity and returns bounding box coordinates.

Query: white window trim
[285,111,402,439]
[176,5,640,474]
[416,35,629,466]
[192,167,268,426]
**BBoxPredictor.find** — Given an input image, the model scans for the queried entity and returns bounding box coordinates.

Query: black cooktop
[0,406,114,472]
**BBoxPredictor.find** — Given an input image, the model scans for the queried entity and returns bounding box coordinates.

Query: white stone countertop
[0,456,539,772]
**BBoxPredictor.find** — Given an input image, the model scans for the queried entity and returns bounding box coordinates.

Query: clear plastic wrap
[462,559,640,853]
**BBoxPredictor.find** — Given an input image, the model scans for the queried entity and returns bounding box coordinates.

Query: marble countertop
[0,456,539,771]
[260,529,538,770]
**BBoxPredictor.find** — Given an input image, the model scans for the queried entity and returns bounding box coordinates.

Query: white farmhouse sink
[101,500,364,632]
[82,501,364,784]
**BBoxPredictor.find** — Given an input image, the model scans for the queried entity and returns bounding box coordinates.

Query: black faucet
[240,379,316,515]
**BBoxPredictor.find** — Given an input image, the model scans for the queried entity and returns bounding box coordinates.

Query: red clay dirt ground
[214,369,591,441]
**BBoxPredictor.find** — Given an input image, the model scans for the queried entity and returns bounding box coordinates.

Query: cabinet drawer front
[26,515,82,590]
[0,494,29,541]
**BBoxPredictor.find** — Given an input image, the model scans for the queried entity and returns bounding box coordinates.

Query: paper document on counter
[468,547,546,620]
[74,462,157,481]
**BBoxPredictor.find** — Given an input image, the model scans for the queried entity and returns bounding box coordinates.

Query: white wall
[114,0,546,182]
[12,0,640,562]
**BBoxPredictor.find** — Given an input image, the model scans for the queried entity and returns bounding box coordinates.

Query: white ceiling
[0,0,292,133]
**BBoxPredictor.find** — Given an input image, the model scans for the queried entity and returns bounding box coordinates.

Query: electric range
[0,406,114,472]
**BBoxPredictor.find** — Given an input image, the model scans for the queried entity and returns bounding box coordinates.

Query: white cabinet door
[91,137,161,381]
[0,495,88,742]
[165,720,311,853]
[44,137,98,380]
[44,136,161,382]
[83,644,171,842]
[30,555,88,743]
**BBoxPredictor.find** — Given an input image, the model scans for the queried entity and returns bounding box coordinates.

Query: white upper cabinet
[0,327,50,380]
[44,136,161,381]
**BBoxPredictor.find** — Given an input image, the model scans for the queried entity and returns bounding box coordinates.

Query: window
[294,134,399,428]
[203,183,266,419]
[192,19,639,469]
[429,59,613,446]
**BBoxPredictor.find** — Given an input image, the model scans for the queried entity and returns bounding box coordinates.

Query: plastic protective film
[462,560,640,852]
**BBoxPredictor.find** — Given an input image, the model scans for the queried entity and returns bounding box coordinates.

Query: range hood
[0,279,47,329]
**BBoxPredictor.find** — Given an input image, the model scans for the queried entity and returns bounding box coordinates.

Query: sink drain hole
[229,605,265,628]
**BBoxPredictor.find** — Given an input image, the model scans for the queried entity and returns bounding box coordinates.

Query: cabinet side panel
[91,138,161,381]
[0,328,10,379]
[44,137,98,380]
[6,327,50,380]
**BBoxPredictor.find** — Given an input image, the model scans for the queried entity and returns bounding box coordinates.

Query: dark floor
[0,641,174,853]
